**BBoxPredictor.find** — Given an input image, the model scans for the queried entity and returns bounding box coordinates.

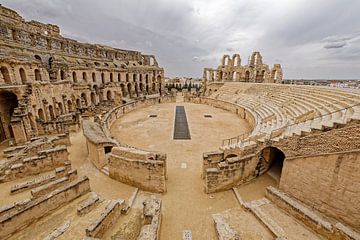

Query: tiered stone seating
[208,83,360,149]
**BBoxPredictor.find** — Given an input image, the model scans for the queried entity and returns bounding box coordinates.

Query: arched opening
[133,74,137,82]
[126,73,129,82]
[245,71,250,82]
[146,85,149,94]
[92,72,96,83]
[76,99,81,108]
[81,93,88,106]
[35,69,41,81]
[134,83,139,96]
[156,75,161,82]
[145,74,149,84]
[101,73,105,84]
[139,82,143,93]
[107,90,112,101]
[118,73,121,82]
[58,102,64,115]
[120,84,126,97]
[127,83,132,98]
[152,83,156,92]
[83,72,87,82]
[48,105,55,120]
[110,73,113,82]
[60,70,66,80]
[38,108,45,121]
[90,92,96,105]
[0,91,19,141]
[19,68,26,84]
[256,147,285,183]
[72,71,77,83]
[67,100,73,112]
[1,66,11,84]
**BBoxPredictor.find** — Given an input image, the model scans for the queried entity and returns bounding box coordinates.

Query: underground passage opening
[104,146,113,154]
[256,147,285,183]
[0,91,19,141]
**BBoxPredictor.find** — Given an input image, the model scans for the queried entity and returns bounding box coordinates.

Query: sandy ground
[110,95,252,239]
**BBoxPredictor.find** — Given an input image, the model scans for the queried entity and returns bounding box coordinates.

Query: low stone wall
[138,198,162,240]
[83,95,175,172]
[1,145,69,182]
[109,147,167,193]
[212,213,240,240]
[204,152,258,193]
[77,192,100,216]
[85,199,125,238]
[0,176,90,240]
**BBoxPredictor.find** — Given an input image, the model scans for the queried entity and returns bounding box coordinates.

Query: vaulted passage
[173,106,191,140]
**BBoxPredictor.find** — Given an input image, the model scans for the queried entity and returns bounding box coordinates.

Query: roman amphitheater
[0,5,359,240]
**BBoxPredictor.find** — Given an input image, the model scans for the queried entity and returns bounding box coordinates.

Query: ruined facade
[0,5,164,145]
[203,52,283,83]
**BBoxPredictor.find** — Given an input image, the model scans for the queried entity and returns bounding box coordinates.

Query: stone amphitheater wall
[280,150,360,229]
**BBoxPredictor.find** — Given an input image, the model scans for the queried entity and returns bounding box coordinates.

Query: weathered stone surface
[137,198,162,240]
[212,213,240,240]
[43,220,71,240]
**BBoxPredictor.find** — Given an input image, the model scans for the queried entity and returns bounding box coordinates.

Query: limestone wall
[83,96,174,172]
[0,176,90,239]
[109,147,167,193]
[280,150,360,229]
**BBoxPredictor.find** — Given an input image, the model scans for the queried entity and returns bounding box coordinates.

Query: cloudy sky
[2,0,360,79]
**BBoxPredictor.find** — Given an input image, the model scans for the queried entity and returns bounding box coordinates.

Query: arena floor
[110,96,276,239]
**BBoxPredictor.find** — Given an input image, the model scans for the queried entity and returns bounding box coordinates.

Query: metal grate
[173,106,191,140]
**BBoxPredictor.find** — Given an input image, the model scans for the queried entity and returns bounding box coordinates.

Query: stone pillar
[10,119,27,144]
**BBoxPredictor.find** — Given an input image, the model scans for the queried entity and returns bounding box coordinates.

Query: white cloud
[2,0,360,79]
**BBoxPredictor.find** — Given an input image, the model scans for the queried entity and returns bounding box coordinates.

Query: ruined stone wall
[203,52,283,83]
[109,147,167,193]
[0,5,165,144]
[0,176,90,239]
[83,96,175,171]
[280,150,360,229]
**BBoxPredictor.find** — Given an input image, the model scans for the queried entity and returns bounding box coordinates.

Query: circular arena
[0,5,360,240]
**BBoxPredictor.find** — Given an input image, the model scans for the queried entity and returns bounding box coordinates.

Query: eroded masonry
[0,4,360,240]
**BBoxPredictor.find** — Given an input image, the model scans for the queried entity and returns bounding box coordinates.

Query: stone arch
[19,68,27,84]
[245,71,250,82]
[134,83,139,96]
[60,70,66,80]
[256,147,285,182]
[90,92,96,105]
[58,102,64,115]
[0,91,19,140]
[127,83,132,98]
[35,69,42,81]
[232,54,241,67]
[117,73,121,82]
[222,55,231,66]
[101,72,105,84]
[67,100,73,112]
[81,93,88,106]
[72,71,77,83]
[120,83,126,97]
[126,73,129,82]
[92,72,96,83]
[106,90,112,100]
[0,66,11,84]
[38,108,45,121]
[156,75,161,82]
[48,105,55,120]
[152,82,156,92]
[82,72,87,82]
[146,85,149,94]
[76,98,81,108]
[110,73,113,82]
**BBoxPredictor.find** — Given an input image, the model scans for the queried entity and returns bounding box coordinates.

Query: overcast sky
[2,0,360,79]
